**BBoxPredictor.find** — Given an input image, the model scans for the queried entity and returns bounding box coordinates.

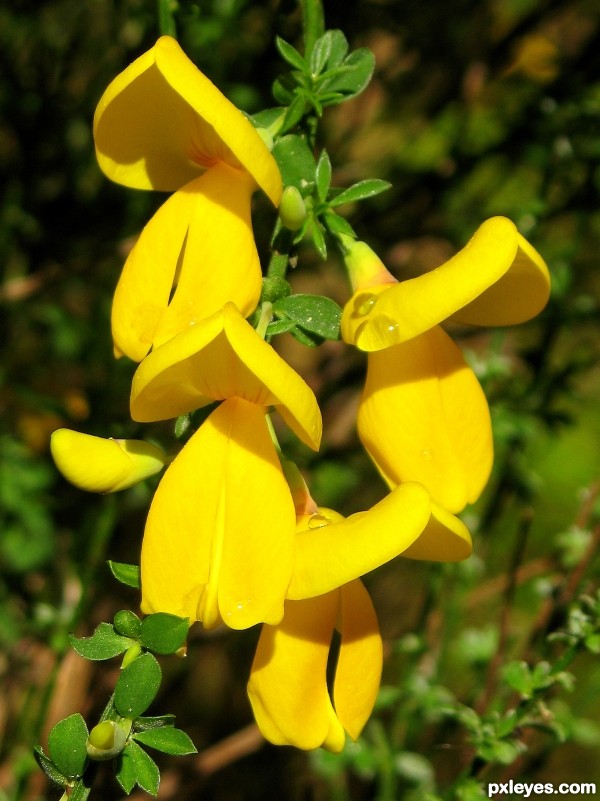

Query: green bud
[121,643,142,669]
[113,610,142,639]
[86,721,127,761]
[261,276,292,304]
[279,186,307,231]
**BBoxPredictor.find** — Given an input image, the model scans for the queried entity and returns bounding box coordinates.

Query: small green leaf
[289,326,323,347]
[272,135,317,192]
[174,413,191,439]
[319,48,375,101]
[273,294,342,341]
[121,741,160,796]
[280,92,309,134]
[133,714,176,732]
[133,727,197,756]
[310,219,328,259]
[48,714,89,778]
[70,622,133,661]
[329,179,392,207]
[315,150,332,202]
[115,653,162,718]
[322,210,356,238]
[323,30,348,69]
[250,106,286,130]
[272,74,296,105]
[310,33,332,76]
[502,660,533,697]
[266,318,297,337]
[275,37,308,72]
[140,613,189,655]
[113,610,142,639]
[33,746,68,788]
[108,561,140,589]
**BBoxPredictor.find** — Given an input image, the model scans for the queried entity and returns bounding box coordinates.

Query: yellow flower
[94,36,283,361]
[50,429,167,493]
[134,303,322,629]
[340,218,550,512]
[248,579,381,752]
[247,487,472,751]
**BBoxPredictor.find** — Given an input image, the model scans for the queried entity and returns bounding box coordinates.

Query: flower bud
[279,186,307,231]
[51,429,167,493]
[339,235,396,292]
[86,721,127,761]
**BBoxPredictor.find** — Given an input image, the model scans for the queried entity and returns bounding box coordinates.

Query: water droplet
[308,513,332,530]
[420,448,433,461]
[353,293,378,317]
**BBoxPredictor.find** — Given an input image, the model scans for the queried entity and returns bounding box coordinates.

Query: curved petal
[50,429,166,493]
[248,590,346,751]
[341,217,550,351]
[130,303,322,451]
[140,399,296,630]
[334,580,382,742]
[112,164,262,361]
[358,326,493,514]
[402,501,472,561]
[286,482,431,600]
[94,36,281,204]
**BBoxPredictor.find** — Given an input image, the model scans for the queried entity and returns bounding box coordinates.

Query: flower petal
[50,429,166,493]
[130,303,322,450]
[248,590,345,751]
[140,399,295,629]
[287,482,431,600]
[402,501,472,561]
[341,217,549,351]
[94,36,281,204]
[112,164,262,361]
[334,580,382,742]
[357,326,493,513]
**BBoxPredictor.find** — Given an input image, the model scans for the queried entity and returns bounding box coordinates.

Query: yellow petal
[94,36,281,204]
[141,399,295,629]
[333,580,382,742]
[402,501,472,561]
[357,326,493,513]
[130,303,322,451]
[112,164,261,361]
[248,590,345,751]
[50,429,166,493]
[287,482,431,600]
[341,217,550,351]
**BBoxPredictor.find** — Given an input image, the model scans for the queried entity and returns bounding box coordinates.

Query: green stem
[158,0,177,37]
[267,228,295,280]
[300,0,325,60]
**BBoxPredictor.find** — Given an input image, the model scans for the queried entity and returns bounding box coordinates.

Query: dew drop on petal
[353,293,378,317]
[308,513,332,530]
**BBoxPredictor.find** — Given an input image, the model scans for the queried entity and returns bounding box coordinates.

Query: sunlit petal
[402,501,472,561]
[94,36,281,204]
[334,580,382,741]
[141,399,295,629]
[248,590,345,751]
[50,429,166,493]
[130,303,322,450]
[342,217,550,351]
[357,326,493,513]
[287,482,431,600]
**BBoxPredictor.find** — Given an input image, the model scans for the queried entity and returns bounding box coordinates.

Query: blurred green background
[1,1,599,799]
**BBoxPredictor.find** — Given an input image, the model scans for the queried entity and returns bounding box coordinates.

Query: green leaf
[33,746,68,788]
[310,219,327,259]
[266,318,297,337]
[133,727,197,756]
[324,30,349,69]
[272,135,316,192]
[310,33,332,76]
[322,210,356,238]
[319,48,375,100]
[273,294,342,341]
[113,610,142,639]
[48,714,89,778]
[272,75,296,105]
[280,92,308,134]
[502,660,533,697]
[139,613,189,655]
[133,715,176,732]
[108,561,140,589]
[70,623,133,661]
[115,653,162,718]
[249,106,286,130]
[275,37,307,72]
[120,741,160,796]
[329,179,392,207]
[174,413,191,440]
[289,326,324,348]
[315,150,332,202]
